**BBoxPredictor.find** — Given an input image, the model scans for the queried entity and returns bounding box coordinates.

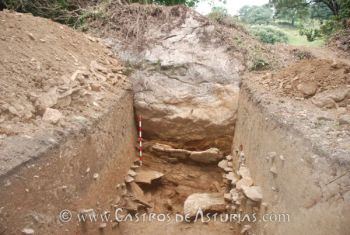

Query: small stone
[339,114,350,125]
[93,173,99,180]
[236,177,253,190]
[90,83,102,92]
[225,155,233,161]
[331,59,338,68]
[270,164,277,175]
[86,167,90,173]
[42,108,62,124]
[230,188,239,202]
[261,202,268,210]
[134,169,163,184]
[21,228,34,234]
[218,159,228,169]
[125,175,134,183]
[79,209,95,217]
[241,224,252,234]
[297,81,317,97]
[128,169,137,177]
[224,193,231,202]
[238,166,251,179]
[268,152,277,161]
[35,88,58,114]
[224,167,233,172]
[130,164,140,170]
[337,107,347,115]
[99,223,107,229]
[226,172,238,184]
[279,155,285,161]
[26,32,35,40]
[312,96,337,109]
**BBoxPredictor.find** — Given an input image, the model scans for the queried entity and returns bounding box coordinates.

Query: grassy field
[271,25,325,47]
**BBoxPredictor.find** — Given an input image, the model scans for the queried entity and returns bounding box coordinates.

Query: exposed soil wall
[0,89,137,235]
[233,82,350,235]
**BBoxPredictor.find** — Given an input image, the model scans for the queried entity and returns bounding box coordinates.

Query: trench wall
[0,90,137,234]
[233,83,350,235]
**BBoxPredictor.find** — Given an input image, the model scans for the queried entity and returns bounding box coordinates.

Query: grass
[270,24,325,47]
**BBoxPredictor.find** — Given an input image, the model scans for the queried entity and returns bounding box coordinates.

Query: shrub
[299,26,322,41]
[251,27,288,44]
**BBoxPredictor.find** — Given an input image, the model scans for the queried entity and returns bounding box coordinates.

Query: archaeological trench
[0,5,350,235]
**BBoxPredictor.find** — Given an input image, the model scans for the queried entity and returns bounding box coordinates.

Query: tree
[274,4,309,26]
[239,5,274,25]
[310,2,333,22]
[270,0,349,18]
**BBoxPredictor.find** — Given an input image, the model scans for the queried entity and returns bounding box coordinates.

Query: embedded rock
[184,193,226,217]
[115,14,242,152]
[189,148,223,164]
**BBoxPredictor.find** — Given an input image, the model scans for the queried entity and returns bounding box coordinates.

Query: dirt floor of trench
[135,152,225,214]
[71,149,240,235]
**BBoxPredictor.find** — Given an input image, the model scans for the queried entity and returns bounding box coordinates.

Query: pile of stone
[217,151,263,213]
[182,150,264,231]
[114,160,164,213]
[151,143,223,164]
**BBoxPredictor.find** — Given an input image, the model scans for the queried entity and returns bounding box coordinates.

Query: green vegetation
[233,0,349,47]
[274,25,325,46]
[250,26,288,44]
[239,5,273,25]
[270,0,350,40]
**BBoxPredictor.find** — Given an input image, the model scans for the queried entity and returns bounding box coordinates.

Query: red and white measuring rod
[138,115,143,165]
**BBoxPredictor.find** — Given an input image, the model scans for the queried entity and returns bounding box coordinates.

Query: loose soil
[258,58,350,100]
[0,10,128,139]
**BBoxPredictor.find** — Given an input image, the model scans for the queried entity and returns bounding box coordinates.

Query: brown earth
[0,10,128,140]
[257,58,350,101]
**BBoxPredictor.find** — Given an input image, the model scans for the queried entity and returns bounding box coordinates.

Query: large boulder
[106,11,241,151]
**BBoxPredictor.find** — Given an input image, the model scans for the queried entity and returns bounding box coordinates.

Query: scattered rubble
[0,10,128,140]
